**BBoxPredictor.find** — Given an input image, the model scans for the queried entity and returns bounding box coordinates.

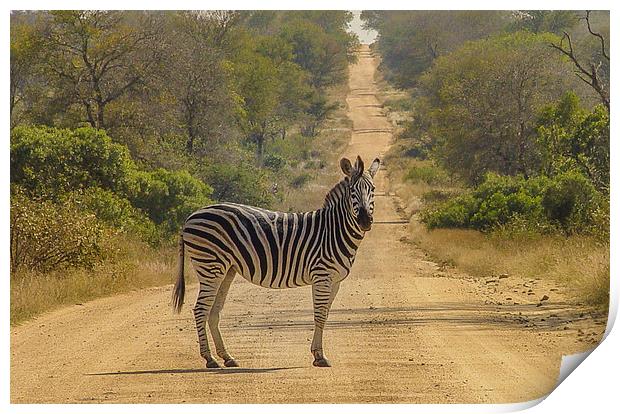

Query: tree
[160,12,236,154]
[417,32,575,183]
[234,52,281,165]
[509,10,578,34]
[301,91,339,137]
[550,11,610,111]
[38,11,162,129]
[10,13,43,127]
[279,19,350,88]
[361,11,508,87]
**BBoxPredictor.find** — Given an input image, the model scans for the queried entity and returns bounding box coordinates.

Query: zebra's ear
[368,158,380,178]
[354,155,365,176]
[340,158,353,177]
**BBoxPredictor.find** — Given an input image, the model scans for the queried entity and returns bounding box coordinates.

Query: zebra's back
[183,203,324,288]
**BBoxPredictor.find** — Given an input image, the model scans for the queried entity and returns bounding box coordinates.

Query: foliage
[69,187,160,244]
[301,91,339,137]
[263,154,287,172]
[422,171,602,234]
[362,11,508,87]
[10,10,356,168]
[11,125,213,238]
[541,170,599,231]
[159,12,237,154]
[128,169,213,234]
[279,17,352,88]
[35,11,162,129]
[415,31,574,183]
[11,187,105,272]
[509,10,578,34]
[199,162,273,207]
[11,126,135,198]
[404,164,450,186]
[536,93,610,192]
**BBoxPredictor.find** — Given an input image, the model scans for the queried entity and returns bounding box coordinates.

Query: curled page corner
[557,348,595,386]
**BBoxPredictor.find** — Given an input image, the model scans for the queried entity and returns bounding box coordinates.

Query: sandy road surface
[11,46,605,404]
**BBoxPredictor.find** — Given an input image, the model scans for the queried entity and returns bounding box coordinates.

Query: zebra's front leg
[311,279,340,367]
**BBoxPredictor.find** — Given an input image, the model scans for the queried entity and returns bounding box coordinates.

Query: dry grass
[407,221,609,308]
[11,235,176,325]
[386,147,609,309]
[384,144,462,218]
[378,89,609,309]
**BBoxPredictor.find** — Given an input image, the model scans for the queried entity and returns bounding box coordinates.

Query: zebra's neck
[318,179,365,267]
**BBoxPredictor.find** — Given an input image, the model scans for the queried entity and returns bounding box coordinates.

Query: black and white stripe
[172,156,380,368]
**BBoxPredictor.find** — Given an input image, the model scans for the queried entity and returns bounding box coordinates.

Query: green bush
[129,169,213,234]
[10,125,215,238]
[263,154,287,171]
[11,126,135,198]
[69,187,160,243]
[422,194,473,228]
[537,93,610,193]
[290,172,313,189]
[422,171,601,234]
[10,187,104,271]
[541,170,598,232]
[200,162,273,207]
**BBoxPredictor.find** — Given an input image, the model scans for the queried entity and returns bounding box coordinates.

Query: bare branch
[584,10,609,61]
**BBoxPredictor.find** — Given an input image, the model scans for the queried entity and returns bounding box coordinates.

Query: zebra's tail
[172,233,186,313]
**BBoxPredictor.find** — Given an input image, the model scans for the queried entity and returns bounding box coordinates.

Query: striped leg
[193,264,226,368]
[310,279,340,367]
[208,267,238,367]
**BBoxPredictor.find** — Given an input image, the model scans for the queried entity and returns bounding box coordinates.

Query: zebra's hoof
[206,360,221,369]
[224,359,239,367]
[313,358,331,367]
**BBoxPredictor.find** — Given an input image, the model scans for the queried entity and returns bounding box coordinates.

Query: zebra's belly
[235,265,313,289]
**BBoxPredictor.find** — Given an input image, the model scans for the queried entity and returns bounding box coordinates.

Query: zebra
[172,155,380,368]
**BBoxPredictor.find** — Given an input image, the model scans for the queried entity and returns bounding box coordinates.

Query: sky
[348,10,378,44]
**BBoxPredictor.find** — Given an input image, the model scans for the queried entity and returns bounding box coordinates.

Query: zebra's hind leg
[208,267,239,367]
[193,265,225,369]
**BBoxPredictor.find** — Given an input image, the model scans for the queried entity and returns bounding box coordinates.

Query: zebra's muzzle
[357,210,373,231]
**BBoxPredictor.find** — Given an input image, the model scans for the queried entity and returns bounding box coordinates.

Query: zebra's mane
[323,178,349,209]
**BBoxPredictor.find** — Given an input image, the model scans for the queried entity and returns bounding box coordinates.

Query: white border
[2,1,617,413]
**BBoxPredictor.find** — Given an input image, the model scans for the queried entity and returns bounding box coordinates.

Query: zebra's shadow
[86,366,303,376]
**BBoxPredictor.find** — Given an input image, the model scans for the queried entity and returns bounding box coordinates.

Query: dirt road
[11,45,604,404]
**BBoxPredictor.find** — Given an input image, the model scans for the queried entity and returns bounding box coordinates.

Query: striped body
[183,181,364,290]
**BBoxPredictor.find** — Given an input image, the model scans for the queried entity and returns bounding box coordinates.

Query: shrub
[200,162,273,207]
[422,171,602,234]
[422,194,477,228]
[11,126,135,198]
[537,94,610,193]
[541,170,598,232]
[290,172,313,189]
[129,169,213,234]
[10,187,104,272]
[421,189,456,204]
[263,154,287,171]
[69,187,160,243]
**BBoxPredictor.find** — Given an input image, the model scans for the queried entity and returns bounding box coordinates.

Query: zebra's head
[340,156,380,232]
